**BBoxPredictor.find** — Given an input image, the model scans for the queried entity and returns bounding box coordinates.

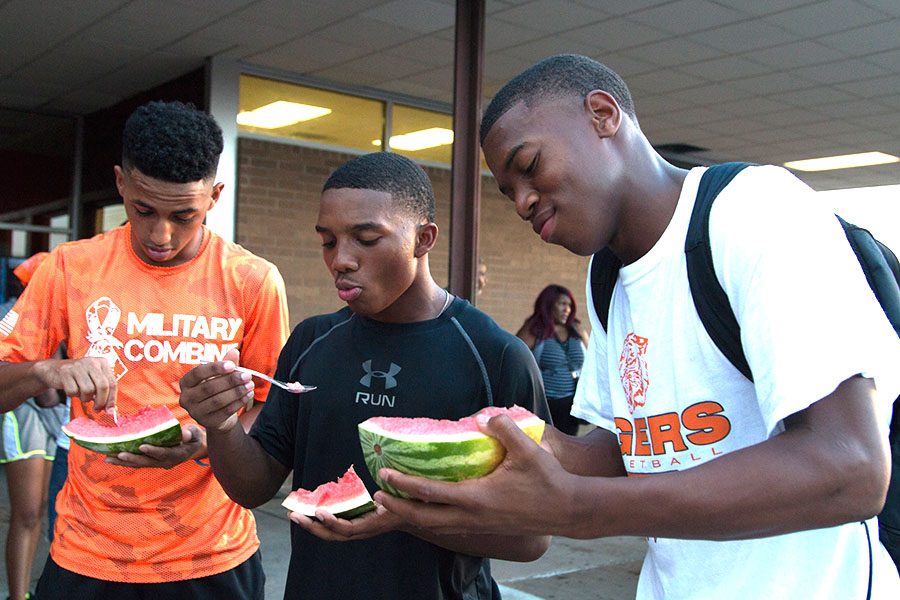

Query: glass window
[388,104,453,165]
[10,230,26,257]
[97,204,126,233]
[48,214,69,250]
[238,75,384,152]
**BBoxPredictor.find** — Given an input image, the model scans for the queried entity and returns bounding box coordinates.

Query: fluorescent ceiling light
[784,151,899,172]
[371,127,454,151]
[237,101,331,129]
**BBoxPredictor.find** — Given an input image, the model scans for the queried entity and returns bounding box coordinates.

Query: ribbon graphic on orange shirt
[85,296,128,380]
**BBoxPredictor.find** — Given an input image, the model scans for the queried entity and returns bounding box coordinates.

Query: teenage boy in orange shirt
[0,101,289,599]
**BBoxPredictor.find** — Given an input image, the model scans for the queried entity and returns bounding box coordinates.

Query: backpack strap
[684,162,754,381]
[838,216,900,338]
[589,246,622,332]
[589,162,754,349]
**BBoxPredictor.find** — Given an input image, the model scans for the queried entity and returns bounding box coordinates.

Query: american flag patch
[0,310,18,337]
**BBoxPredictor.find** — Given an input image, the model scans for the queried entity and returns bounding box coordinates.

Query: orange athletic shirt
[0,224,289,583]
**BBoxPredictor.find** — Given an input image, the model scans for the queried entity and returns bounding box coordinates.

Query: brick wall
[236,138,591,336]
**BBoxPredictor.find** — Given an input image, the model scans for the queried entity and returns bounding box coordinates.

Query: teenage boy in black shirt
[179,152,551,599]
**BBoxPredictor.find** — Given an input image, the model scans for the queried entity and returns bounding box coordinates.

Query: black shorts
[34,550,265,600]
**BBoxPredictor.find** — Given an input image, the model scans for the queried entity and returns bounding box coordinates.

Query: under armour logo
[360,360,401,390]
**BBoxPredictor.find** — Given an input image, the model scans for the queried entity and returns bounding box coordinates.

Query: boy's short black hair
[480,54,637,144]
[323,152,436,223]
[122,101,224,183]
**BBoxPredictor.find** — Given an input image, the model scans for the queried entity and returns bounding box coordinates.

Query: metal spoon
[229,364,316,394]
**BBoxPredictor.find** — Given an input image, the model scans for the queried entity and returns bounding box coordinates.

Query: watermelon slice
[62,406,182,456]
[358,405,545,498]
[282,465,376,519]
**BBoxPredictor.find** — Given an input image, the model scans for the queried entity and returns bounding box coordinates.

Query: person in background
[0,100,289,600]
[46,342,70,544]
[516,284,588,435]
[0,252,67,600]
[178,152,551,600]
[476,258,488,296]
[46,397,69,543]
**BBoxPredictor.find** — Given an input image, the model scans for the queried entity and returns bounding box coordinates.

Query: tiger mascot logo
[619,333,649,414]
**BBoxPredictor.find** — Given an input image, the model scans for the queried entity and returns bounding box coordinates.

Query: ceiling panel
[232,0,388,33]
[622,37,722,67]
[709,0,820,16]
[248,35,371,73]
[837,73,900,98]
[382,35,456,67]
[502,34,602,64]
[315,15,423,51]
[677,55,771,81]
[363,0,457,33]
[479,18,544,52]
[794,58,888,84]
[748,40,846,68]
[565,18,668,50]
[713,96,792,116]
[625,69,707,95]
[664,82,749,104]
[574,0,676,15]
[494,0,609,31]
[626,0,744,35]
[858,0,900,16]
[818,20,900,55]
[764,0,888,35]
[192,15,299,53]
[776,85,858,106]
[689,19,797,52]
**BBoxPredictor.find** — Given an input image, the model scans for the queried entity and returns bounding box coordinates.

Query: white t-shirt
[572,165,900,599]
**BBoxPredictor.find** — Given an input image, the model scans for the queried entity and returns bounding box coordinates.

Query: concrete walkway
[1,469,645,599]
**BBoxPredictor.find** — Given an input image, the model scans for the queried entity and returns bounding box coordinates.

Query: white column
[205,56,241,242]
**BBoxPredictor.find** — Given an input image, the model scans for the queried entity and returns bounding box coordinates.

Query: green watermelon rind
[62,421,182,456]
[282,495,376,520]
[358,416,545,498]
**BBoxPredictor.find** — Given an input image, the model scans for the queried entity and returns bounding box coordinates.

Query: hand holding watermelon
[291,503,404,542]
[374,412,574,537]
[104,423,205,470]
[283,465,399,542]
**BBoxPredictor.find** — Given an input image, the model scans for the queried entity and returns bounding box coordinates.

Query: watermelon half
[282,465,376,520]
[358,405,545,498]
[62,406,182,456]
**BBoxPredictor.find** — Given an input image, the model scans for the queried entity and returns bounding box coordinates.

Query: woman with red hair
[516,284,589,435]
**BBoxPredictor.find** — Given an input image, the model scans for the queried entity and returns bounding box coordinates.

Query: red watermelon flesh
[62,406,182,456]
[361,405,541,437]
[282,465,375,520]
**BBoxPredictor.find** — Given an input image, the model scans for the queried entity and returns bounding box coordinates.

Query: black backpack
[590,162,900,579]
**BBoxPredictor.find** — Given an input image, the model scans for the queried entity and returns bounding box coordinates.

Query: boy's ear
[114,165,126,196]
[208,182,224,210]
[414,222,439,257]
[585,90,622,138]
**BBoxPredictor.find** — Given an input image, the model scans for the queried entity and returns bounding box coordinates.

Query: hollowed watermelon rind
[358,408,545,499]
